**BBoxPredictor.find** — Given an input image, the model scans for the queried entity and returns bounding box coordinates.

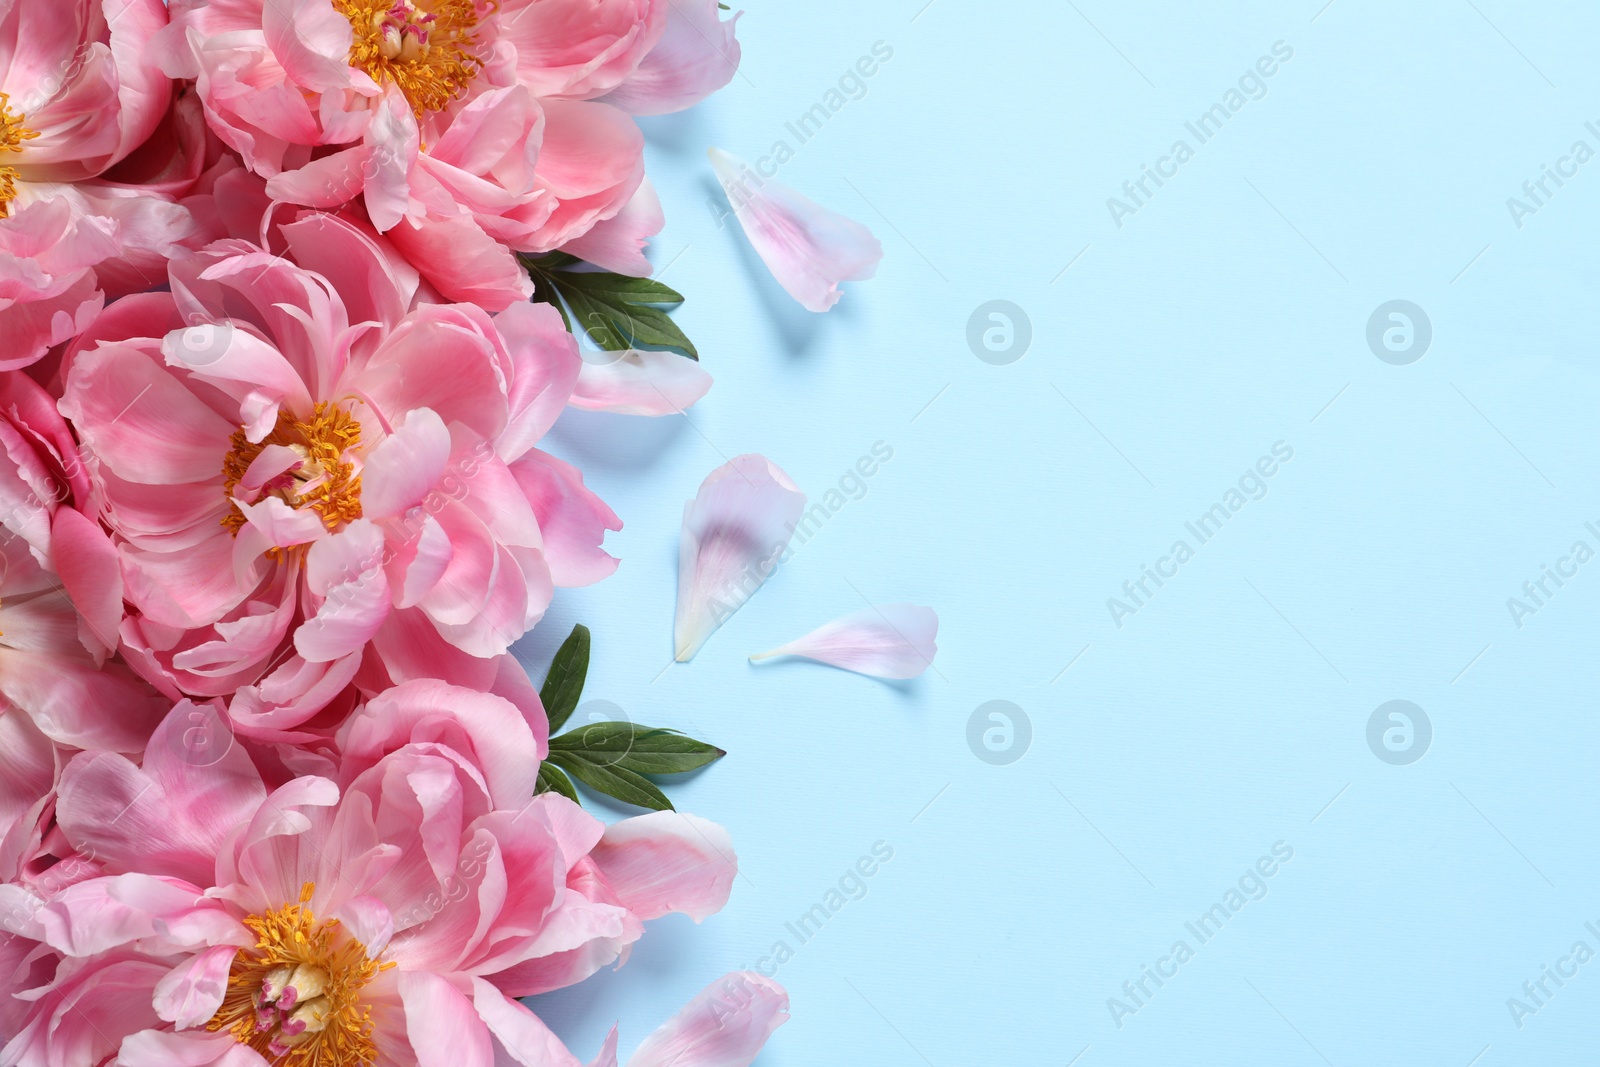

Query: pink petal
[674,455,805,661]
[361,407,452,519]
[591,811,737,922]
[399,970,494,1067]
[750,604,939,679]
[569,350,712,416]
[386,214,532,312]
[152,944,239,1028]
[296,521,392,662]
[708,148,882,312]
[601,1,742,116]
[470,978,584,1067]
[56,701,266,886]
[337,680,541,810]
[628,972,790,1067]
[494,300,583,463]
[509,450,620,588]
[559,178,663,277]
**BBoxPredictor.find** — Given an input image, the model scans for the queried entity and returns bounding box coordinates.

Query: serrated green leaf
[548,751,674,811]
[535,762,579,803]
[518,253,699,360]
[539,624,590,734]
[549,722,726,775]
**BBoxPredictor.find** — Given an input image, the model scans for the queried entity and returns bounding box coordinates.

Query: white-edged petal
[570,350,713,416]
[709,148,882,312]
[750,604,938,679]
[674,455,805,661]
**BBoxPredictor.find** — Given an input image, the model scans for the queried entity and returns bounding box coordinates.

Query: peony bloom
[1,697,745,1066]
[155,0,741,307]
[0,0,203,367]
[57,215,621,735]
[0,371,164,753]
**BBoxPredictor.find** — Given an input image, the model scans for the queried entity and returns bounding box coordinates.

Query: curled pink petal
[751,604,939,679]
[601,1,742,116]
[628,972,789,1067]
[674,455,805,661]
[709,148,882,312]
[569,350,712,416]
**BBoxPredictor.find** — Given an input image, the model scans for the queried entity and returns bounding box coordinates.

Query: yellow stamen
[0,91,40,220]
[208,883,382,1067]
[220,403,364,536]
[336,0,482,117]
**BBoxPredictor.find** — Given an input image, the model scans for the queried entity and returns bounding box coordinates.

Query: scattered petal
[709,148,882,312]
[674,455,805,662]
[750,605,938,679]
[569,350,713,416]
[627,972,789,1067]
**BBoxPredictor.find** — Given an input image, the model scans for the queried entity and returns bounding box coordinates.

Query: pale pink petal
[470,978,584,1067]
[114,1028,265,1067]
[569,350,712,416]
[560,178,663,277]
[494,300,583,463]
[152,944,239,1028]
[750,604,939,679]
[591,811,737,922]
[601,2,742,116]
[296,521,391,662]
[628,973,790,1067]
[50,507,125,658]
[386,214,532,312]
[587,1026,619,1067]
[361,407,451,519]
[509,451,620,587]
[674,455,805,661]
[708,148,882,312]
[400,970,494,1067]
[337,680,541,810]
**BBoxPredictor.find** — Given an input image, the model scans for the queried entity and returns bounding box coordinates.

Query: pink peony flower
[0,371,164,753]
[0,0,204,367]
[2,697,747,1066]
[57,216,622,736]
[155,0,741,306]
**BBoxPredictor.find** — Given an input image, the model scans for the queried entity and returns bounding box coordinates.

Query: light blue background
[524,2,1600,1064]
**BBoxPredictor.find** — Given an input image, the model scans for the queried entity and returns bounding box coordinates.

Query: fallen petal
[627,972,788,1067]
[570,349,713,416]
[674,455,805,661]
[751,604,938,679]
[709,148,882,312]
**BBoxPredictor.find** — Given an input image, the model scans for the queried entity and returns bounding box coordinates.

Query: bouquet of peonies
[0,0,882,1062]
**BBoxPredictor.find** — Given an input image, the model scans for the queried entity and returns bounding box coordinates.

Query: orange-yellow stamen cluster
[0,91,39,219]
[209,883,391,1067]
[220,403,364,535]
[337,0,482,116]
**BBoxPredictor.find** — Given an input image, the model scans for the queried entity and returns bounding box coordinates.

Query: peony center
[337,0,481,117]
[220,403,364,536]
[0,91,39,219]
[209,884,390,1067]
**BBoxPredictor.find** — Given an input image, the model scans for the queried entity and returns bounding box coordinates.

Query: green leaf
[549,722,726,776]
[539,624,590,734]
[548,751,674,811]
[520,253,699,360]
[535,762,580,803]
